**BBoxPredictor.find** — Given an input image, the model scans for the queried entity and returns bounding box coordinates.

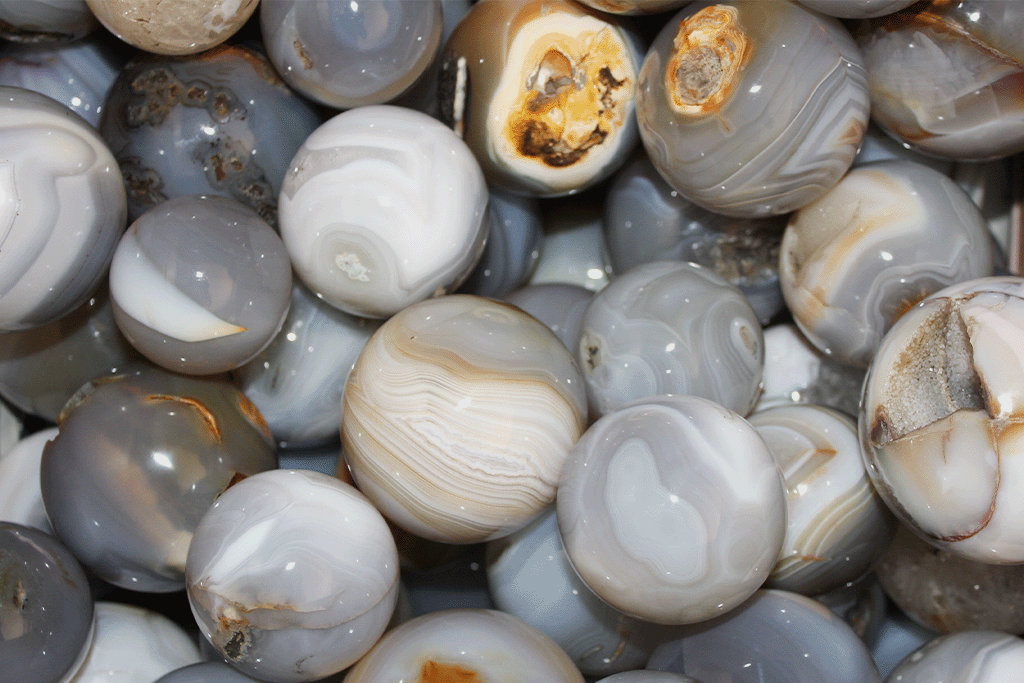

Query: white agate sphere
[636,1,869,217]
[861,277,1024,564]
[343,294,588,544]
[185,469,399,682]
[557,394,787,625]
[888,631,1024,682]
[278,104,488,318]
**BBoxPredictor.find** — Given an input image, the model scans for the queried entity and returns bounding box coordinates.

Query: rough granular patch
[666,5,750,116]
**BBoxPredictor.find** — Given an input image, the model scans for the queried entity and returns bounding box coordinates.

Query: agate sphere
[578,260,763,418]
[0,0,97,42]
[637,1,869,217]
[557,395,787,625]
[797,0,916,18]
[41,368,278,591]
[187,470,399,683]
[857,0,1024,160]
[0,86,126,331]
[781,160,994,367]
[86,0,257,55]
[279,105,489,318]
[343,294,588,544]
[343,609,584,683]
[261,0,443,109]
[861,277,1024,564]
[109,195,293,375]
[887,630,1024,682]
[439,0,642,196]
[0,522,94,683]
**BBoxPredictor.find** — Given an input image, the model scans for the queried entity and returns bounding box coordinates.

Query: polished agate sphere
[0,522,94,683]
[798,0,915,18]
[86,0,257,55]
[439,0,641,196]
[861,277,1024,564]
[557,395,787,625]
[0,86,126,331]
[578,261,763,418]
[41,368,277,591]
[109,195,292,375]
[279,105,488,319]
[857,0,1024,160]
[637,1,869,217]
[343,294,587,544]
[187,470,399,682]
[781,160,994,368]
[888,631,1024,682]
[0,0,97,42]
[261,0,443,109]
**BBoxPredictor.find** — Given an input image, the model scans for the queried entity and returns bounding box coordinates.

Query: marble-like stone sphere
[343,294,588,544]
[557,394,787,625]
[278,104,489,319]
[186,469,399,683]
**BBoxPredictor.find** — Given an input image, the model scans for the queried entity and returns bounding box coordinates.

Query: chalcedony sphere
[557,395,787,625]
[797,0,915,18]
[439,0,641,196]
[781,160,994,367]
[0,522,94,683]
[279,105,489,319]
[0,85,126,331]
[0,427,57,532]
[0,0,96,42]
[86,0,257,55]
[343,609,584,683]
[187,469,399,683]
[861,277,1024,564]
[887,630,1024,682]
[578,260,763,418]
[343,294,588,544]
[41,368,278,591]
[637,1,869,217]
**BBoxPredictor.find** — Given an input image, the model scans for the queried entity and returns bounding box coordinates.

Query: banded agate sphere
[342,294,587,544]
[557,394,787,625]
[637,1,869,217]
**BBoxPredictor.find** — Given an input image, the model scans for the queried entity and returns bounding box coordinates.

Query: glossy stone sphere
[70,602,202,683]
[647,590,882,682]
[233,282,381,450]
[109,195,292,375]
[595,674,700,683]
[0,522,94,683]
[156,661,265,682]
[187,469,399,683]
[857,1,1024,160]
[458,187,542,299]
[748,404,895,595]
[861,277,1024,564]
[41,368,277,591]
[529,201,612,292]
[279,105,489,319]
[781,160,994,368]
[572,0,688,15]
[557,395,787,625]
[637,1,869,217]
[505,282,593,352]
[261,0,443,109]
[86,0,257,55]
[0,86,126,331]
[0,427,58,532]
[439,0,641,196]
[797,0,916,18]
[0,0,97,42]
[343,294,588,544]
[578,260,763,418]
[343,609,584,683]
[888,631,1024,682]
[100,44,321,225]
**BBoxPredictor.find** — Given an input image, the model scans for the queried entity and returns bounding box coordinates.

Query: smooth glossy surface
[558,395,787,624]
[187,470,399,682]
[0,427,58,532]
[439,0,641,196]
[156,662,264,683]
[0,522,93,683]
[861,277,1024,564]
[637,1,869,217]
[0,85,126,331]
[528,201,612,292]
[343,609,585,683]
[343,294,587,544]
[505,282,593,352]
[86,0,257,55]
[459,187,542,298]
[261,0,443,109]
[109,195,292,375]
[100,45,321,225]
[781,160,994,367]
[578,260,763,418]
[279,105,489,318]
[648,589,882,682]
[797,0,915,19]
[41,368,277,591]
[748,404,894,595]
[887,631,1024,683]
[0,0,96,42]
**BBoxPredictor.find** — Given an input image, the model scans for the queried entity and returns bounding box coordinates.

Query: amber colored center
[666,5,749,116]
[419,660,483,682]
